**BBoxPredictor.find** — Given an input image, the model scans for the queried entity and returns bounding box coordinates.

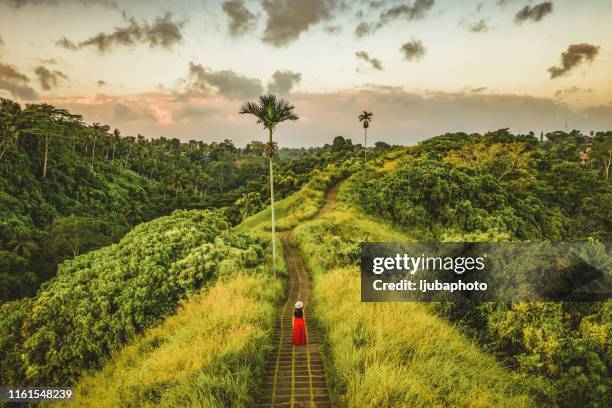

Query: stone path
[254,183,342,407]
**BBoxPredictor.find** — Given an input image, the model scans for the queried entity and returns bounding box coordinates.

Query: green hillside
[288,131,610,407]
[0,98,376,302]
[0,98,268,301]
[0,209,273,387]
[1,106,609,407]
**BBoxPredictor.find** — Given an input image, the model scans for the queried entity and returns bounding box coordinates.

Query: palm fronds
[359,111,373,128]
[239,94,298,131]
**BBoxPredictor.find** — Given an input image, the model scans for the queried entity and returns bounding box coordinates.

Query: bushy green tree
[0,210,267,386]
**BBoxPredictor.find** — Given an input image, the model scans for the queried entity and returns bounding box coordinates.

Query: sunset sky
[0,0,611,147]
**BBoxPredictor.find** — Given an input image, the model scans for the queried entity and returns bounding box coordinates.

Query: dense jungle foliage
[0,209,272,386]
[351,129,611,241]
[348,130,611,407]
[0,98,381,301]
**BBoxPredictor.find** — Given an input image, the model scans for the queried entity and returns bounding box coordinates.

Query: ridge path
[254,182,342,408]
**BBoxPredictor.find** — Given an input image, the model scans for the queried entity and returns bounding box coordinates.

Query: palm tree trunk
[43,128,49,178]
[268,128,276,276]
[91,138,96,170]
[364,127,367,165]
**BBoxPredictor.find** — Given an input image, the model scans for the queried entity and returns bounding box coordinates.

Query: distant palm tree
[111,128,121,160]
[359,111,373,165]
[7,229,38,258]
[239,95,298,274]
[90,124,100,162]
[89,123,110,170]
[22,103,71,178]
[0,123,18,160]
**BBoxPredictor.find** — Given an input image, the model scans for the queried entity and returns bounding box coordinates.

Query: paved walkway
[254,183,342,407]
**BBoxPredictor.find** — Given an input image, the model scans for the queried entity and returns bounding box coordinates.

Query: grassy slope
[59,161,348,407]
[236,165,350,234]
[57,211,287,407]
[65,275,282,407]
[291,171,537,407]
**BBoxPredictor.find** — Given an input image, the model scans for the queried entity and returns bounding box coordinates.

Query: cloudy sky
[0,0,611,147]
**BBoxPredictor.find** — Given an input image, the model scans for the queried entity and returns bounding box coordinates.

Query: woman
[292,301,307,346]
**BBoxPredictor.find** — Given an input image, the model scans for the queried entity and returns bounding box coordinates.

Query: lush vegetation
[346,130,611,407]
[0,210,272,386]
[0,98,383,401]
[0,98,263,300]
[351,130,611,241]
[2,93,609,407]
[290,179,537,407]
[64,274,282,408]
[0,97,383,301]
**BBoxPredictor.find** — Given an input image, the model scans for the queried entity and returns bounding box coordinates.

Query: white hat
[295,301,304,309]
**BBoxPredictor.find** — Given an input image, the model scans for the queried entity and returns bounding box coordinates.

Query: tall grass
[236,164,353,235]
[292,179,537,407]
[313,268,535,407]
[64,274,283,407]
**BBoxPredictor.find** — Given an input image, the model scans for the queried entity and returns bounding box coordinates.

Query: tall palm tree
[22,103,71,178]
[239,95,298,274]
[110,128,120,160]
[358,111,373,165]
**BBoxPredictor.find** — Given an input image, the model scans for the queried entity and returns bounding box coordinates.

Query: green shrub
[436,301,611,407]
[0,210,267,386]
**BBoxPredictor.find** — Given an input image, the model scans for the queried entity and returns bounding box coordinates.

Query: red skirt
[292,317,307,345]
